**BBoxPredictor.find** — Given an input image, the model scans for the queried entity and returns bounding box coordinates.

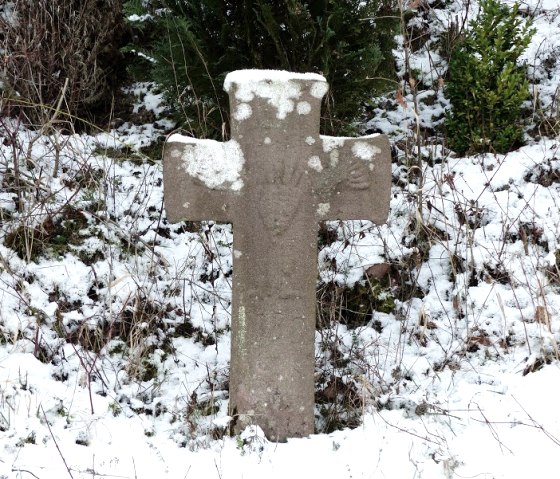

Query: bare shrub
[0,0,125,126]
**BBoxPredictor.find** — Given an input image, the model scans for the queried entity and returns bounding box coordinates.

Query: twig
[214,459,222,479]
[41,406,76,479]
[25,77,70,170]
[70,343,100,415]
[472,403,513,454]
[51,77,70,126]
[373,409,443,445]
[11,469,41,479]
[512,396,560,447]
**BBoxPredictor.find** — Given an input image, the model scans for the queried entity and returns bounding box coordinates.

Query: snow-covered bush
[444,0,535,154]
[124,0,396,138]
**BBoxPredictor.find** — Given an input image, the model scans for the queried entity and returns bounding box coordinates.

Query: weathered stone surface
[164,69,391,442]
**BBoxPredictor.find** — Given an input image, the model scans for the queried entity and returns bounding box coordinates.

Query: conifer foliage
[126,0,395,138]
[444,0,535,155]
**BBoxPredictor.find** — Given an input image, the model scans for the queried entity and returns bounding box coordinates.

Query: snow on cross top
[224,69,328,120]
[223,69,326,87]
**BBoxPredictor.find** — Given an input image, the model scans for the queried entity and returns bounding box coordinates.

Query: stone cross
[163,70,391,442]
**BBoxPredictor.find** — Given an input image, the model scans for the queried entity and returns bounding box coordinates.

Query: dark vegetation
[124,0,397,138]
[0,0,127,128]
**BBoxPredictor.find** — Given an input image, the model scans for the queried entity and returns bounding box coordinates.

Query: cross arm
[314,134,392,223]
[163,134,245,223]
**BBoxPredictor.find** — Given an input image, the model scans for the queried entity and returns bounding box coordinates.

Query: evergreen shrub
[125,0,396,138]
[444,0,535,155]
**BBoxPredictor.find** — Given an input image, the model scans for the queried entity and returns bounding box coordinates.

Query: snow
[307,155,323,172]
[317,203,331,216]
[297,101,312,115]
[321,136,346,152]
[168,134,245,191]
[310,81,329,99]
[0,1,560,478]
[351,141,381,160]
[234,102,252,121]
[124,82,168,116]
[224,69,326,119]
[321,133,381,153]
[127,13,153,23]
[224,69,326,86]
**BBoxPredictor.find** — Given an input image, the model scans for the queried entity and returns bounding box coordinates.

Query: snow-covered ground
[1,1,560,478]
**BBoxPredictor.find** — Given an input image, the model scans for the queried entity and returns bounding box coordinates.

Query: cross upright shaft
[164,70,391,442]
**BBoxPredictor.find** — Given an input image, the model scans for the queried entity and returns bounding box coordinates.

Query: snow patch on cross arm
[321,133,382,154]
[321,136,346,152]
[352,142,381,160]
[169,135,245,191]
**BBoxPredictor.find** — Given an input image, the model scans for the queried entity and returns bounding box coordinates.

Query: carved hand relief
[346,159,372,190]
[258,190,300,236]
[314,136,385,198]
[257,157,305,237]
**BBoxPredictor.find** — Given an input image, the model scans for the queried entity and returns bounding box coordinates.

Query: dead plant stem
[41,405,76,479]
